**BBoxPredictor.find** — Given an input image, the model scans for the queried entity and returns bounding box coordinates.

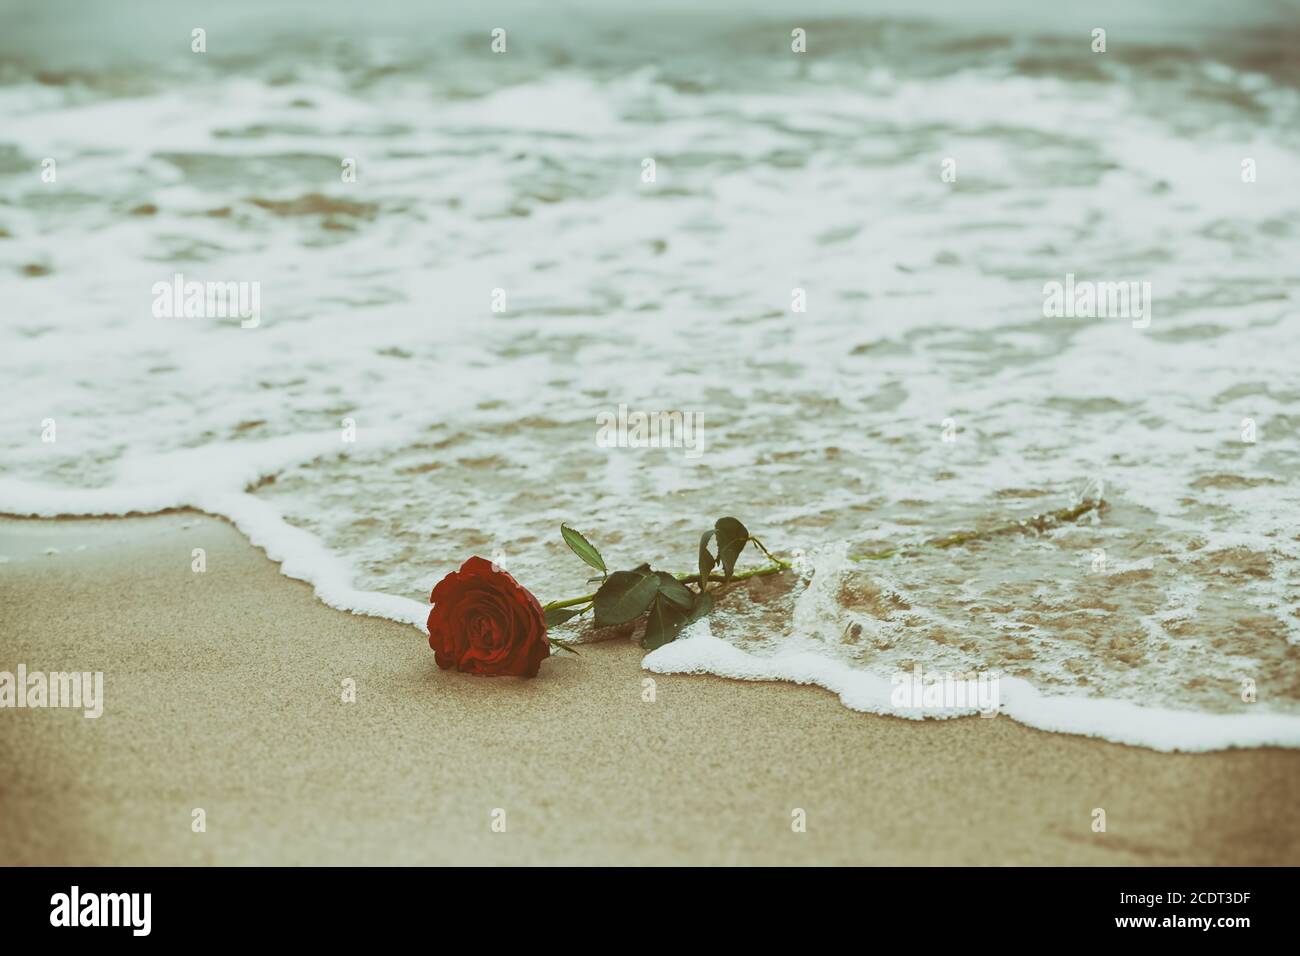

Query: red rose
[427,556,550,678]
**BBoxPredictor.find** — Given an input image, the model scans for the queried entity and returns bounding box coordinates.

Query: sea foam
[3,17,1299,753]
[644,625,1300,753]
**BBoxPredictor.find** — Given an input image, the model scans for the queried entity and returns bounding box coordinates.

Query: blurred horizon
[4,0,1300,69]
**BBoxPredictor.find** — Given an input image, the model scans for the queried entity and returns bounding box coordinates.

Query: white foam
[645,627,1300,753]
[0,439,430,631]
[202,491,429,627]
[3,24,1299,751]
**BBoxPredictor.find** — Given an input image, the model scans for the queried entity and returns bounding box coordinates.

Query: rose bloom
[427,556,550,677]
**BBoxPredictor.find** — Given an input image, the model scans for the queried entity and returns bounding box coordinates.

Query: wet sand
[1,512,1297,865]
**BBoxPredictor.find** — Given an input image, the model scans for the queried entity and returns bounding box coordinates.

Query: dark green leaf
[593,569,659,627]
[686,591,714,625]
[560,524,606,574]
[641,594,693,650]
[544,607,583,629]
[698,530,716,588]
[714,516,750,581]
[654,571,694,609]
[642,590,714,651]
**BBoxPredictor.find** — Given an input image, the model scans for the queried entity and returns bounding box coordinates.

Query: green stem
[542,498,1102,616]
[748,536,792,571]
[541,563,785,612]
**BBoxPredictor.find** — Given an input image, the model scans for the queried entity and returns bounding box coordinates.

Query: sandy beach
[1,512,1297,866]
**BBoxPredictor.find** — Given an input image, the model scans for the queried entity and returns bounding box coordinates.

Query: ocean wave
[2,14,1299,749]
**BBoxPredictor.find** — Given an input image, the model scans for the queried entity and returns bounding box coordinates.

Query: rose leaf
[654,571,694,609]
[698,530,717,588]
[641,593,693,650]
[687,591,714,625]
[560,524,606,574]
[593,569,660,627]
[544,607,583,629]
[714,516,750,581]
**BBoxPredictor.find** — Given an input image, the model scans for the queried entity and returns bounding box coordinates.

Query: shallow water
[2,8,1299,747]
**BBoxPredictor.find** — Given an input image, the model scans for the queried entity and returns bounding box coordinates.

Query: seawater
[2,4,1299,750]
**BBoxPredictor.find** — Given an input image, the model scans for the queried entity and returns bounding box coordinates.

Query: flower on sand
[427,556,550,678]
